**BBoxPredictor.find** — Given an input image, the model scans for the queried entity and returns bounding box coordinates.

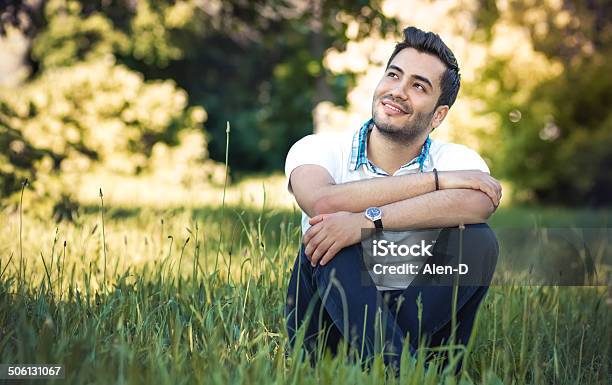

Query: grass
[0,202,610,384]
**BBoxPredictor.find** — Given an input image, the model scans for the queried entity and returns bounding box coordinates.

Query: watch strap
[374,218,383,229]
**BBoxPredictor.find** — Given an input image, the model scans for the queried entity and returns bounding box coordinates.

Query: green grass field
[0,203,610,384]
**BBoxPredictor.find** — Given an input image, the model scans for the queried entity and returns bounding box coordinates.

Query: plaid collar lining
[349,119,431,175]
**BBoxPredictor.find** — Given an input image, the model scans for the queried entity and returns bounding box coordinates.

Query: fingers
[494,182,502,205]
[319,242,340,266]
[302,222,322,245]
[308,214,325,226]
[486,176,502,206]
[310,236,334,267]
[483,180,500,207]
[475,173,502,208]
[474,176,497,207]
[304,226,325,257]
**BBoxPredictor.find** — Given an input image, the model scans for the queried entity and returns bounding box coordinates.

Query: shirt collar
[349,119,431,175]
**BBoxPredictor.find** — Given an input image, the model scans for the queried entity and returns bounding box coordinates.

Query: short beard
[372,108,435,144]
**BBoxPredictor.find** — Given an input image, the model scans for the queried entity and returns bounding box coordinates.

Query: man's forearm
[373,189,495,230]
[313,172,437,215]
[302,188,496,267]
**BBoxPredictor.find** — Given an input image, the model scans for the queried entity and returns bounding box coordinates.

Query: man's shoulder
[285,129,356,186]
[311,129,356,144]
[429,138,489,172]
[290,130,355,153]
[429,139,482,157]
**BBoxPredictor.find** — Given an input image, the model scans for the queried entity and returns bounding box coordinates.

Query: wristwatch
[364,207,383,229]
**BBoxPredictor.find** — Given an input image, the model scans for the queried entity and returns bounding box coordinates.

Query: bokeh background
[1,2,611,384]
[1,0,611,213]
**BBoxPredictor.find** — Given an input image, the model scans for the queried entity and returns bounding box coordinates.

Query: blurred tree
[0,58,217,205]
[0,103,59,198]
[8,0,398,172]
[125,0,398,171]
[463,0,612,205]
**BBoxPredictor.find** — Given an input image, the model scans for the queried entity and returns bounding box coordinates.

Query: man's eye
[387,72,398,79]
[414,83,425,92]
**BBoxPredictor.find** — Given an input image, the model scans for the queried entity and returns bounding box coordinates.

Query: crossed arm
[290,165,502,266]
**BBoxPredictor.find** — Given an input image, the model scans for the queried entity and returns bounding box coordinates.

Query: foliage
[465,0,612,205]
[3,0,611,206]
[25,0,399,171]
[0,58,221,204]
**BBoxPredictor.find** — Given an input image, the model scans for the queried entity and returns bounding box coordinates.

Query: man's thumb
[309,214,325,225]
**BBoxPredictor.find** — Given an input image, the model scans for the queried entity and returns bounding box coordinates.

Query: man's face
[372,47,448,143]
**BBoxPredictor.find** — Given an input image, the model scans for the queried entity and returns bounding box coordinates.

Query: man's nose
[389,83,408,100]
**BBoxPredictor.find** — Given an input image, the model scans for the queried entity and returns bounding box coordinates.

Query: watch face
[366,207,381,219]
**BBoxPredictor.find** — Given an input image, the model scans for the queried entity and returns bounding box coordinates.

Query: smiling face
[372,47,450,143]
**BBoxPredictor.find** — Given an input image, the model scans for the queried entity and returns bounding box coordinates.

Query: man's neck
[367,126,429,175]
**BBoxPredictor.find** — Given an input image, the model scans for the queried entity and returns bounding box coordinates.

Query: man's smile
[381,99,410,116]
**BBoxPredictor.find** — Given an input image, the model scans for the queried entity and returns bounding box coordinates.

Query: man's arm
[303,189,496,266]
[290,165,501,218]
[376,188,495,229]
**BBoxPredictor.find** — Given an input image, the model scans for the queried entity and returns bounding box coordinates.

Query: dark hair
[386,26,461,108]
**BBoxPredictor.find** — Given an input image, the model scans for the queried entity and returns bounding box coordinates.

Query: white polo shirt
[285,121,490,234]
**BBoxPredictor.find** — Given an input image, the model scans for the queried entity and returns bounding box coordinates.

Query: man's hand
[439,170,502,207]
[302,211,371,267]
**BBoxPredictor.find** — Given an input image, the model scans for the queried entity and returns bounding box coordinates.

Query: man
[284,26,501,371]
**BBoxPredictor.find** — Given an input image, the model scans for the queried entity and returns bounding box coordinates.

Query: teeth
[384,103,402,113]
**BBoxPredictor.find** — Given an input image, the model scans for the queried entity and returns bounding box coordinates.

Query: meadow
[2,1,610,383]
[0,196,610,384]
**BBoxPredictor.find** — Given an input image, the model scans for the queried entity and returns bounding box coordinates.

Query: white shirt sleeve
[284,134,339,194]
[434,143,490,174]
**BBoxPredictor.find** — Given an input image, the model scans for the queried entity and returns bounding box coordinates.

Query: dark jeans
[284,223,498,370]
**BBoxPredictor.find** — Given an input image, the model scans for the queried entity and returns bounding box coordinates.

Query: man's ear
[430,105,449,131]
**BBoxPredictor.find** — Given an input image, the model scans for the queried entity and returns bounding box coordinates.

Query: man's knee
[462,223,498,255]
[440,223,498,258]
[459,223,498,284]
[432,223,498,285]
